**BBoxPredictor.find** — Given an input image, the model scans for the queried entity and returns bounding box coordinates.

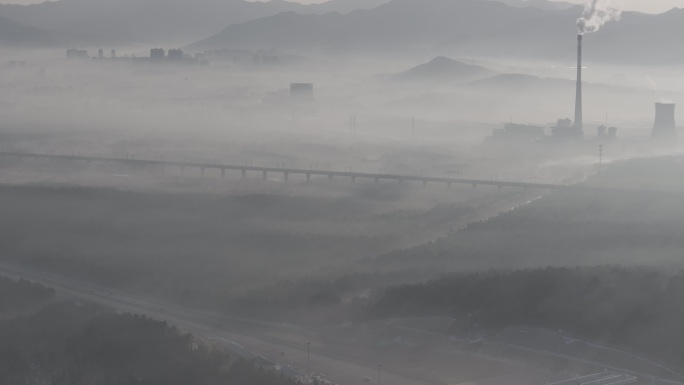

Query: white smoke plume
[577,0,623,35]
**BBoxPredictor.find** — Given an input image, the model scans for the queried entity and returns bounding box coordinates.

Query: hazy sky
[560,0,681,14]
[0,0,681,14]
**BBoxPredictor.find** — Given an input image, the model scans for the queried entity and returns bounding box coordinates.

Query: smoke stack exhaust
[574,34,583,134]
[651,102,678,143]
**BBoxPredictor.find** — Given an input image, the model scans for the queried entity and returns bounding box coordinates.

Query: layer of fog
[1,48,681,184]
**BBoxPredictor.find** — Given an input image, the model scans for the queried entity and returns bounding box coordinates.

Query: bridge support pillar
[201,168,205,177]
[375,177,379,184]
[472,184,477,190]
[306,174,311,183]
[284,172,289,183]
[498,185,502,192]
[448,182,452,190]
[242,170,246,179]
[181,166,185,175]
[221,169,226,178]
[423,180,427,188]
[352,176,356,183]
[263,171,268,181]
[328,174,333,181]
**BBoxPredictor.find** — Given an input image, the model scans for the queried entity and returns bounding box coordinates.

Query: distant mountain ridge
[0,15,64,47]
[189,0,556,51]
[490,0,574,10]
[188,0,684,65]
[3,0,683,64]
[0,0,389,45]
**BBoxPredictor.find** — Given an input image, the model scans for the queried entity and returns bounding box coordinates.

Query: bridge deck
[0,151,609,192]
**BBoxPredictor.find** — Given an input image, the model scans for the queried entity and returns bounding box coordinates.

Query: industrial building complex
[489,34,677,147]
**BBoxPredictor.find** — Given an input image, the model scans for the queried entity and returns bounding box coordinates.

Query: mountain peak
[393,56,495,83]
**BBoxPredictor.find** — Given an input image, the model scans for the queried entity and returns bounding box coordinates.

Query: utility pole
[307,342,311,377]
[599,145,603,172]
[378,364,382,385]
[349,115,357,139]
[353,115,357,138]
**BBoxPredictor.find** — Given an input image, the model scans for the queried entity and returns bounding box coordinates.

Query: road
[0,262,442,385]
[392,190,544,251]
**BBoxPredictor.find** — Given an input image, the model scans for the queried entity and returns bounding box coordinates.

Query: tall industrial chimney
[574,34,583,135]
[651,102,678,143]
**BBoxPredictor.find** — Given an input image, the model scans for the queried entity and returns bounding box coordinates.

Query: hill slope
[393,56,495,83]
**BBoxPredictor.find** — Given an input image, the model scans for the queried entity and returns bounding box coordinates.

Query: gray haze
[1,1,684,385]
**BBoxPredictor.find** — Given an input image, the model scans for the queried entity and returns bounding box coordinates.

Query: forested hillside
[0,183,488,315]
[0,276,54,315]
[0,278,300,385]
[362,266,684,367]
[372,158,684,272]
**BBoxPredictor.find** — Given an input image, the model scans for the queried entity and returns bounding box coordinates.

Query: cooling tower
[651,103,678,142]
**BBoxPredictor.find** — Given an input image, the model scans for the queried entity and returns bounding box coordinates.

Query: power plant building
[66,49,89,59]
[150,48,165,60]
[168,49,184,61]
[289,83,317,118]
[491,123,545,143]
[290,83,314,101]
[552,118,581,139]
[597,125,618,141]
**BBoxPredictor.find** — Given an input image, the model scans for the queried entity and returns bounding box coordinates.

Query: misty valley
[2,0,684,385]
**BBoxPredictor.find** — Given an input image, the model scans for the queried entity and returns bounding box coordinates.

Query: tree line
[361,266,684,367]
[0,278,301,385]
